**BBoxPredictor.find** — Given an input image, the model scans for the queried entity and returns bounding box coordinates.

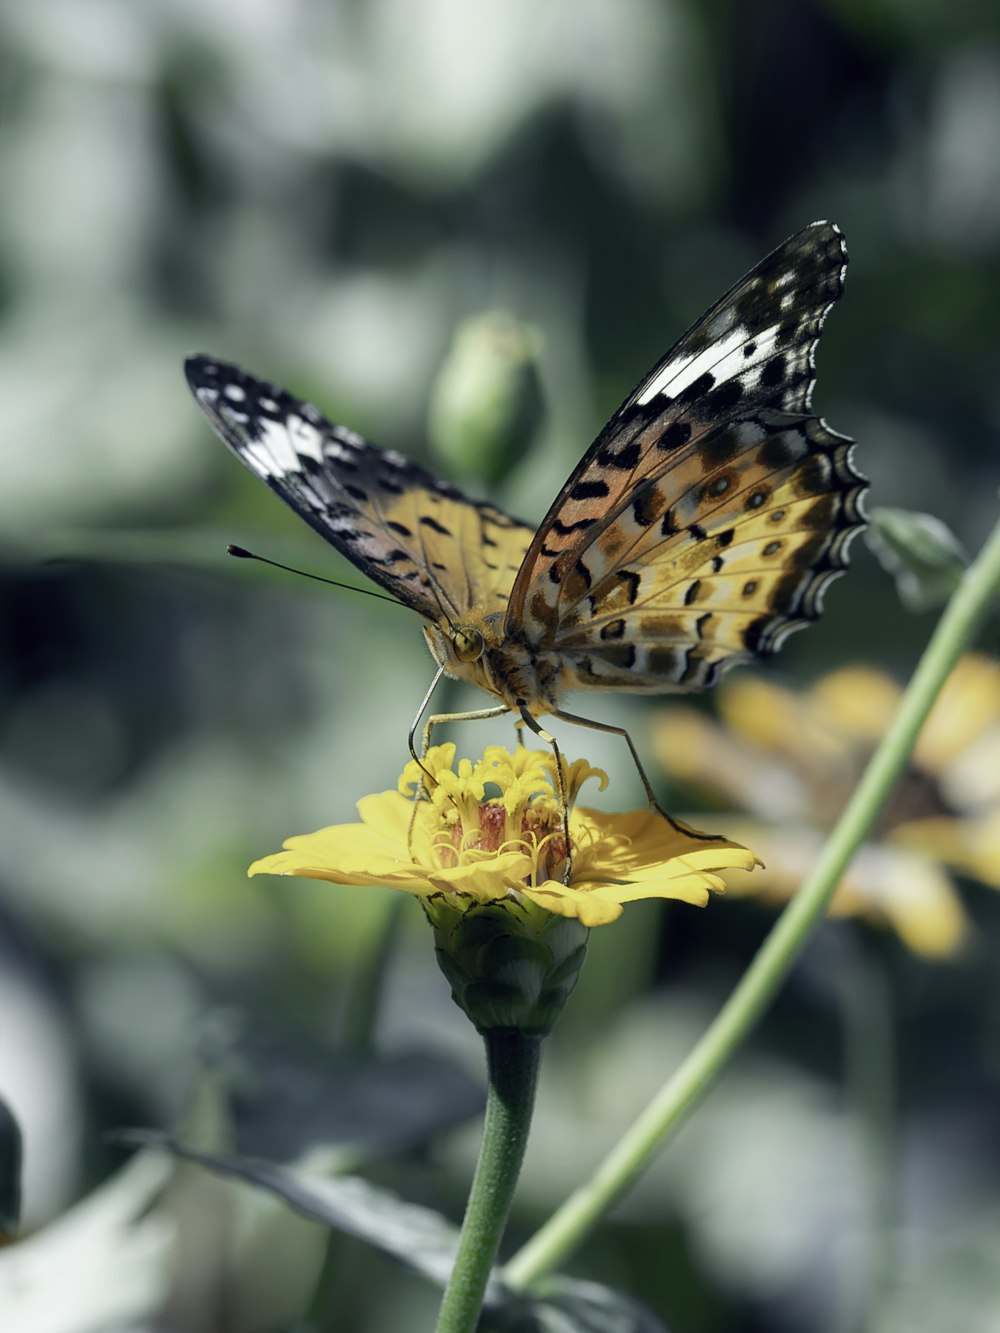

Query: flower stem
[436,1030,542,1333]
[503,508,1000,1292]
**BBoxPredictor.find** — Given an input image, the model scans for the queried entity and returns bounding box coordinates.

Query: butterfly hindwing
[505,222,866,690]
[185,356,535,622]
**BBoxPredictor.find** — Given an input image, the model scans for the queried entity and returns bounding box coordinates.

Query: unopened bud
[867,506,966,612]
[428,312,544,485]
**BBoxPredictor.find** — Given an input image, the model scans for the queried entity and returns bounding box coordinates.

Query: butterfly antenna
[419,558,459,633]
[227,545,407,607]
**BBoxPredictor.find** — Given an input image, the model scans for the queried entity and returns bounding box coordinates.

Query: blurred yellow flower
[250,743,758,929]
[653,656,1000,958]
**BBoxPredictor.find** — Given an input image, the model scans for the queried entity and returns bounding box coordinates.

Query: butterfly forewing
[185,356,534,622]
[505,222,865,690]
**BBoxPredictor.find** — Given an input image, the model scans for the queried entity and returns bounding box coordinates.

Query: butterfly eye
[453,629,485,663]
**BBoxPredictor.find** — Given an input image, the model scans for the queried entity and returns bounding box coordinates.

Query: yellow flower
[251,743,758,1032]
[653,655,1000,959]
[252,743,758,929]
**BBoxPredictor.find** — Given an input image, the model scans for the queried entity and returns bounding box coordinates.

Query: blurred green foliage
[1,1,999,1330]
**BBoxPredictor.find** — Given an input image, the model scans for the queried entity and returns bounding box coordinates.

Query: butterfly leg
[406,670,510,855]
[407,665,447,781]
[407,704,511,856]
[407,666,511,772]
[550,708,728,845]
[517,705,574,884]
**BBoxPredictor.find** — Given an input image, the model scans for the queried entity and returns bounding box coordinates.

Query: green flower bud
[428,312,544,486]
[868,506,967,612]
[424,897,588,1035]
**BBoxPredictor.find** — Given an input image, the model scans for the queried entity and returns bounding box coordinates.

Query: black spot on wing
[700,429,740,468]
[656,420,693,452]
[570,479,611,501]
[759,434,799,469]
[420,515,452,535]
[552,516,598,536]
[617,569,641,604]
[631,488,661,528]
[675,371,715,405]
[597,439,642,470]
[760,353,787,389]
[703,378,744,415]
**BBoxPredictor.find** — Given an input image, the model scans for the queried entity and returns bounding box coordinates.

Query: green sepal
[426,897,588,1034]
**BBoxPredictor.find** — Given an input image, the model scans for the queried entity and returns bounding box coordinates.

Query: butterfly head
[423,610,559,714]
[423,611,497,692]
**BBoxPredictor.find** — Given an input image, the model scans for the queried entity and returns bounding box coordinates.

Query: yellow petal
[719,677,841,763]
[505,808,760,926]
[572,807,759,878]
[810,667,902,741]
[653,709,808,821]
[397,742,457,796]
[424,850,538,897]
[893,812,1000,890]
[913,654,1000,774]
[716,820,968,959]
[520,881,627,927]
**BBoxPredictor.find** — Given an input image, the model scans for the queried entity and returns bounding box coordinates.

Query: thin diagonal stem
[504,507,1000,1291]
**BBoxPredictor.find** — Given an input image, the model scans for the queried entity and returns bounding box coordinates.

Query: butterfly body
[423,610,563,714]
[186,221,866,735]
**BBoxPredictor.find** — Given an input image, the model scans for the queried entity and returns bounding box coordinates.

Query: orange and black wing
[505,222,866,693]
[186,356,534,623]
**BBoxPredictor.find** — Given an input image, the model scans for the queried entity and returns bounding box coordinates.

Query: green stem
[436,1030,542,1333]
[504,509,1000,1292]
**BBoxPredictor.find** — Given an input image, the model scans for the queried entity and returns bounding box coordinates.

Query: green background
[2,1,999,1329]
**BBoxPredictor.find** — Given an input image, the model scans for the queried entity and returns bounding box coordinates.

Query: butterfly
[186,221,866,810]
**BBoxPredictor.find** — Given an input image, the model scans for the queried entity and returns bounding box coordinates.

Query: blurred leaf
[0,1097,22,1244]
[105,1135,669,1330]
[867,506,967,612]
[112,1131,507,1304]
[428,312,545,485]
[224,1042,484,1166]
[485,1276,669,1332]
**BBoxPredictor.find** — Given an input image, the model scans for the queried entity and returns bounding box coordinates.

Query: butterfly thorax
[423,610,562,715]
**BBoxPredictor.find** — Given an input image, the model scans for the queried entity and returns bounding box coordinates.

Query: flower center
[401,743,607,888]
[435,794,571,884]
